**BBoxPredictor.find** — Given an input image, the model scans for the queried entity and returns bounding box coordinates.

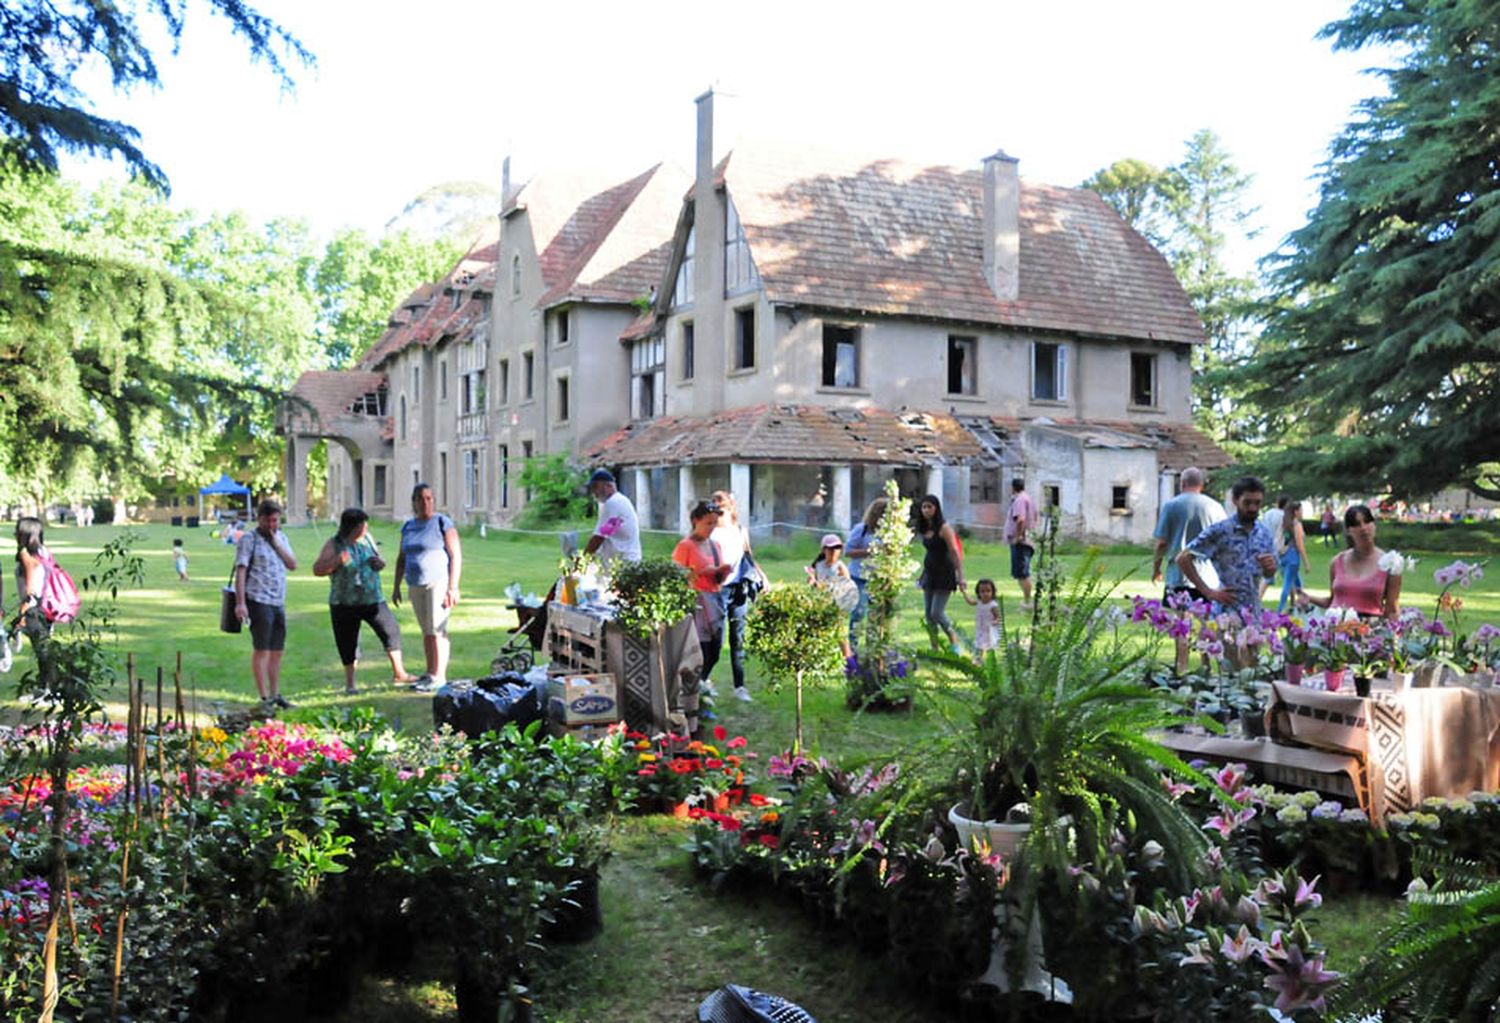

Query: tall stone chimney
[500,155,514,208]
[982,150,1020,303]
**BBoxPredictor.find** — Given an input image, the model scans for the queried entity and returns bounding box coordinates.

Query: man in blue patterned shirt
[1176,476,1277,611]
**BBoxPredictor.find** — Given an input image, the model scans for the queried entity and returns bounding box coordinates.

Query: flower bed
[0,712,625,1021]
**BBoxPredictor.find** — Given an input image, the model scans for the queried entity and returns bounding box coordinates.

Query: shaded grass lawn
[2,518,1488,1020]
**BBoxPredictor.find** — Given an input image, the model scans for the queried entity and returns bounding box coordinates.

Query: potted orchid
[1281,618,1313,685]
[1460,622,1500,684]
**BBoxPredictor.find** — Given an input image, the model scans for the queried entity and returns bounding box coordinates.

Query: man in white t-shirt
[1258,494,1287,598]
[583,469,642,565]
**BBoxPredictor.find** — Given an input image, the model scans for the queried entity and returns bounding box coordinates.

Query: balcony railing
[458,411,489,441]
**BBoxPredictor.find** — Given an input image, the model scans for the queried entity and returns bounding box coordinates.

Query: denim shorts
[1009,542,1035,580]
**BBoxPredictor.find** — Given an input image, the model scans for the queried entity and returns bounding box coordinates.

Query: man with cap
[583,469,642,566]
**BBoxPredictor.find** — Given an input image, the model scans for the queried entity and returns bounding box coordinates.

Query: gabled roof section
[715,143,1204,345]
[356,228,498,371]
[286,371,387,432]
[536,163,689,308]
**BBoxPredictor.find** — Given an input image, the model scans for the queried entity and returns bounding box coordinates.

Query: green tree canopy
[0,0,310,190]
[1083,132,1261,447]
[1239,0,1500,499]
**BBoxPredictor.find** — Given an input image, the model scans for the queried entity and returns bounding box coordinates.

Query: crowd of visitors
[0,466,1460,709]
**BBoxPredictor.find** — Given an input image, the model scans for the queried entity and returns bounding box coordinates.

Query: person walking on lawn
[392,483,462,692]
[1004,478,1040,611]
[313,507,414,694]
[233,499,298,712]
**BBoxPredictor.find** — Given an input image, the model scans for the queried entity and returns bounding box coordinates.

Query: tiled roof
[585,405,1227,470]
[714,145,1203,345]
[357,229,498,371]
[286,371,386,431]
[537,163,689,307]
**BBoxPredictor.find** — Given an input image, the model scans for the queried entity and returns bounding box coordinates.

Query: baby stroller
[490,584,553,673]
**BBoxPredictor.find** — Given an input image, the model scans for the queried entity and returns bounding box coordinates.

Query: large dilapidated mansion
[283,92,1226,541]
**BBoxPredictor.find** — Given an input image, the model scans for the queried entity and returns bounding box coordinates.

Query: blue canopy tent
[198,474,252,522]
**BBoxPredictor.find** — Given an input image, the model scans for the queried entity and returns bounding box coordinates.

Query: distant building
[283,93,1227,541]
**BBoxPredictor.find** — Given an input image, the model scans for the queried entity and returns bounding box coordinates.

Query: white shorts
[408,583,450,637]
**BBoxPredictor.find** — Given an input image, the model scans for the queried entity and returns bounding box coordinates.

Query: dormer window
[1130,352,1158,408]
[631,337,665,419]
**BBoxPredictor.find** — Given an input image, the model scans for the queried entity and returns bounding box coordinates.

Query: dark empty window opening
[1033,342,1065,401]
[522,352,534,401]
[734,307,756,370]
[948,335,977,395]
[1130,352,1157,407]
[557,377,570,422]
[682,321,695,381]
[1112,485,1130,512]
[1044,484,1061,512]
[821,324,859,388]
[558,310,570,345]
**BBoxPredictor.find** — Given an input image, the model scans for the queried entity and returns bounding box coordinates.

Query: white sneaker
[734,687,753,703]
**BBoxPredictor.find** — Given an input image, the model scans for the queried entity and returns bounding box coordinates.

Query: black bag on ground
[698,985,818,1023]
[432,679,544,736]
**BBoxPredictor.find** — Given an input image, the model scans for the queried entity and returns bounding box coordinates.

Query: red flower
[637,767,656,777]
[749,793,770,807]
[727,736,747,749]
[757,834,779,849]
[713,725,728,741]
[705,758,724,770]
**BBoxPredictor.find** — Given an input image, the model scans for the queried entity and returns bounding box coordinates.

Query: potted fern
[923,552,1214,1001]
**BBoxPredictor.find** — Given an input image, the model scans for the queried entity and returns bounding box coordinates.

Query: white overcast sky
[75,0,1390,276]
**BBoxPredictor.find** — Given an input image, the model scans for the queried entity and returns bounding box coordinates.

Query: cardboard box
[546,672,620,726]
[546,720,617,742]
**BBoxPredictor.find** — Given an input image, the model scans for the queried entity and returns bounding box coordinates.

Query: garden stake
[156,667,167,824]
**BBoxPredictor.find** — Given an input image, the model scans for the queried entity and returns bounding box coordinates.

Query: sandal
[392,674,416,685]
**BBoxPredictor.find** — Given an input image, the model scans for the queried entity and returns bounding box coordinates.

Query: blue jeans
[718,584,750,689]
[849,577,869,648]
[1277,551,1304,612]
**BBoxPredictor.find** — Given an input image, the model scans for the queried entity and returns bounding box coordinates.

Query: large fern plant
[1329,854,1500,1022]
[927,555,1214,886]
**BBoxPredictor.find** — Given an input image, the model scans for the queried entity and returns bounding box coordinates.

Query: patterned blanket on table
[1270,681,1500,821]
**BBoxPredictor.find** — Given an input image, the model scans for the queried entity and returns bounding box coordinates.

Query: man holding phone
[1176,476,1277,612]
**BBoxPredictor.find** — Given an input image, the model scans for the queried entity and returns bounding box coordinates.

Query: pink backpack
[37,548,81,623]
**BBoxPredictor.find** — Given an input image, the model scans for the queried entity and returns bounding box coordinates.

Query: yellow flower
[200,727,228,745]
[638,753,658,763]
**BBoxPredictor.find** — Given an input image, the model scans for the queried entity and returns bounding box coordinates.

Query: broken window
[522,351,534,401]
[734,306,756,370]
[682,321,695,381]
[724,199,761,295]
[1112,485,1130,512]
[1032,342,1067,402]
[821,324,859,388]
[631,337,665,420]
[1130,352,1157,408]
[557,375,570,423]
[948,335,977,395]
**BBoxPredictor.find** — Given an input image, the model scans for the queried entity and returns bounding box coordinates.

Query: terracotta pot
[1285,662,1305,685]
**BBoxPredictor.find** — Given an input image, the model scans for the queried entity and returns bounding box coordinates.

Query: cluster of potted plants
[683,556,1343,1019]
[621,724,756,816]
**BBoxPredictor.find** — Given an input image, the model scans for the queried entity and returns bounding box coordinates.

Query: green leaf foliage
[0,0,312,190]
[1237,0,1500,500]
[609,557,698,639]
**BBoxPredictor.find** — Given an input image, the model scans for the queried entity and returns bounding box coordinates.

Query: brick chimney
[982,150,1020,303]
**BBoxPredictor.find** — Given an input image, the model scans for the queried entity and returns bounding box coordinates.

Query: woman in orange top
[1304,504,1402,619]
[673,500,733,684]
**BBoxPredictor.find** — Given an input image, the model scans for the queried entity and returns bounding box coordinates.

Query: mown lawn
[1,517,1489,1021]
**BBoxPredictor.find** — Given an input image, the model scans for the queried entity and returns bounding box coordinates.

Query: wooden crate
[545,603,608,675]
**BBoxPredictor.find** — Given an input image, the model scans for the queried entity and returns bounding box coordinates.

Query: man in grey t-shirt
[233,499,298,711]
[1151,468,1223,674]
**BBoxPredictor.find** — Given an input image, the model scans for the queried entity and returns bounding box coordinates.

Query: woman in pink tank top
[1305,504,1401,619]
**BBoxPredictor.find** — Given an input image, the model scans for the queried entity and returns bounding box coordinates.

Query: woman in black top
[914,495,965,653]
